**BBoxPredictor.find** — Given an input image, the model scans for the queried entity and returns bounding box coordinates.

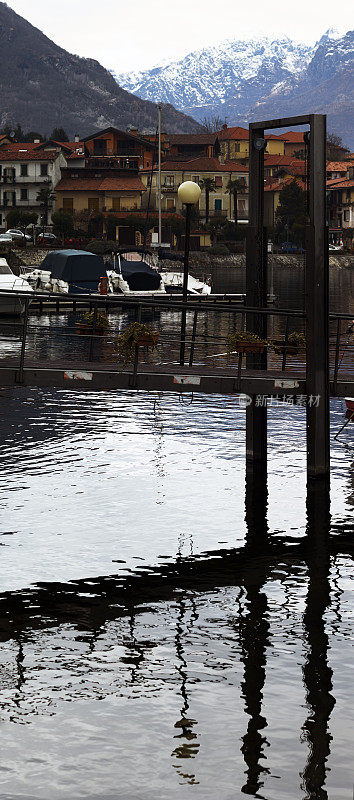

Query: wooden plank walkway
[0,357,353,398]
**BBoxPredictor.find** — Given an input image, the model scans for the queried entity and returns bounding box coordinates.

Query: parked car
[0,233,13,244]
[329,243,343,251]
[36,232,58,246]
[5,229,32,243]
[279,242,305,254]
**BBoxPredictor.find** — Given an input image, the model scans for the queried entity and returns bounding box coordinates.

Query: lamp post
[178,181,201,365]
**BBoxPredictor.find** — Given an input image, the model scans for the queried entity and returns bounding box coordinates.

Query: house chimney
[127,126,138,136]
[74,134,80,142]
[222,123,228,131]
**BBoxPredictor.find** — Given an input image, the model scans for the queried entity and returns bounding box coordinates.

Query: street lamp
[177,181,201,365]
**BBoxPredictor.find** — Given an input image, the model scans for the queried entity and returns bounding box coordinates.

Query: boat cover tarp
[120,257,161,291]
[40,250,104,291]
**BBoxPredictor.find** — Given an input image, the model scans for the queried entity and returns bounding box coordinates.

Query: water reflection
[301,485,335,800]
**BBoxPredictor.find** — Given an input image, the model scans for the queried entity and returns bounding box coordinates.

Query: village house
[164,133,220,160]
[327,169,354,242]
[54,168,146,215]
[218,125,285,161]
[274,131,308,158]
[0,140,66,228]
[140,157,249,222]
[81,127,158,171]
[263,175,307,228]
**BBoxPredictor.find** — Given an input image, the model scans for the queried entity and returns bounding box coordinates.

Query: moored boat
[0,259,33,315]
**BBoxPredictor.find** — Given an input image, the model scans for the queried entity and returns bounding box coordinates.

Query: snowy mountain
[116,35,314,120]
[117,30,354,147]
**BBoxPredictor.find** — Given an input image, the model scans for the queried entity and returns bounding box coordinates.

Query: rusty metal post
[306,114,329,482]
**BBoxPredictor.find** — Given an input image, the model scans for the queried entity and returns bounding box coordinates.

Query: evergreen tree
[50,127,70,142]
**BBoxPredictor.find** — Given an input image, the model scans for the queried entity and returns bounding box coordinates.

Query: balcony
[0,175,15,184]
[162,185,177,193]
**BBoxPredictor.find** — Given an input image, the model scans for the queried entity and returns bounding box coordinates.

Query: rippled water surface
[0,264,354,799]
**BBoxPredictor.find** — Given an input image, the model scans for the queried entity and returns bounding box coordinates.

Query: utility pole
[158,104,162,247]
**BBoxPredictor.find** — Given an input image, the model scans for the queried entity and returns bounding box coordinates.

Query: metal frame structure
[247,114,329,483]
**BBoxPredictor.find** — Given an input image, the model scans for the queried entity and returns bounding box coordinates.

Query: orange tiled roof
[275,131,308,143]
[55,175,146,192]
[264,155,298,166]
[326,161,353,172]
[0,145,59,161]
[264,176,306,192]
[327,179,354,189]
[217,126,249,141]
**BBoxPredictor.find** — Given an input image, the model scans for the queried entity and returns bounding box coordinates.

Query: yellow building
[141,157,249,222]
[218,125,284,161]
[55,169,146,215]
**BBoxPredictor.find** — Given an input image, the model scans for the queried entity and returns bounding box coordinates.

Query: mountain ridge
[0,2,201,136]
[117,30,354,147]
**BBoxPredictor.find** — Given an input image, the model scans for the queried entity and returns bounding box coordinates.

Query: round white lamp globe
[178,181,201,205]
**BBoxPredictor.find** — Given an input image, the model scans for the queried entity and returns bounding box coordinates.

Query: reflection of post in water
[171,591,199,786]
[301,481,335,800]
[240,472,271,796]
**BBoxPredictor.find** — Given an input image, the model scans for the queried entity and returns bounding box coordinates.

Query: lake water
[0,264,354,799]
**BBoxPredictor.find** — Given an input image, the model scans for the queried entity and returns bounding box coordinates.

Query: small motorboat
[107,249,166,295]
[161,271,211,295]
[345,398,354,413]
[0,259,33,315]
[23,268,69,294]
[28,250,105,294]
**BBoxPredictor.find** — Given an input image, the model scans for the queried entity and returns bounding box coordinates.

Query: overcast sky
[5,0,353,73]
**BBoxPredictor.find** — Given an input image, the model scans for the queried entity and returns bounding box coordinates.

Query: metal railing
[0,288,352,393]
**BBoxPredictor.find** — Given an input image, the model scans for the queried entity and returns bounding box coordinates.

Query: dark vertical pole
[88,303,98,362]
[180,203,191,366]
[17,296,30,384]
[189,309,198,367]
[306,115,329,482]
[131,303,142,388]
[246,127,267,478]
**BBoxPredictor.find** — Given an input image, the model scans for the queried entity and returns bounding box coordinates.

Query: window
[234,143,240,153]
[93,139,108,155]
[21,188,28,200]
[166,198,175,211]
[191,176,199,185]
[112,197,120,211]
[164,175,174,187]
[63,197,73,213]
[215,199,222,211]
[21,164,28,177]
[344,210,350,222]
[88,197,99,213]
[215,176,222,187]
[40,163,48,176]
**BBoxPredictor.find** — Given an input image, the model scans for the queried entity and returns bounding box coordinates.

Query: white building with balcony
[0,142,67,227]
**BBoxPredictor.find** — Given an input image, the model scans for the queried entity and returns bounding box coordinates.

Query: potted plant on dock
[116,322,159,364]
[227,330,267,355]
[76,311,110,336]
[270,331,306,355]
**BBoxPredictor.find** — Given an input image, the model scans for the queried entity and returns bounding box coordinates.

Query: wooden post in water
[306,114,329,482]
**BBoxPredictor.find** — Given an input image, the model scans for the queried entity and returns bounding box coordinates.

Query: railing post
[17,296,30,384]
[88,303,98,362]
[333,317,341,393]
[131,304,142,388]
[282,315,289,372]
[189,310,198,367]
